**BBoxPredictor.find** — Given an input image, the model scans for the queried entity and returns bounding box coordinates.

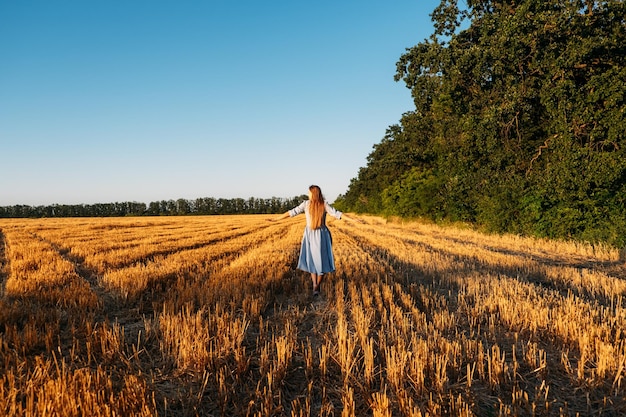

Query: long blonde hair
[308,185,325,229]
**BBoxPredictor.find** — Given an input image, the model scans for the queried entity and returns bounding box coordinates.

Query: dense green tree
[340,0,626,246]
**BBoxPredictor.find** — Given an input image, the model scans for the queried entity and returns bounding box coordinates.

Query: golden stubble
[0,214,624,416]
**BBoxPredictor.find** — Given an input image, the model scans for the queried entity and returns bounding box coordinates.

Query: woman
[273,185,352,296]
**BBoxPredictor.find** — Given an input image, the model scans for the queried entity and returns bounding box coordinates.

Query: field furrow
[0,229,6,298]
[0,215,625,416]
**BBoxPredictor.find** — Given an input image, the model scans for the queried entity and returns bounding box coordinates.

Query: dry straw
[0,214,624,415]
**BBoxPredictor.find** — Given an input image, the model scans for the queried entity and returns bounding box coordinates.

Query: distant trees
[336,0,626,246]
[0,202,149,218]
[0,195,307,218]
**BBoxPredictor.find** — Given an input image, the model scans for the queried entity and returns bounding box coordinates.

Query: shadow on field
[0,229,7,299]
[336,227,626,415]
[441,232,626,282]
[344,227,626,310]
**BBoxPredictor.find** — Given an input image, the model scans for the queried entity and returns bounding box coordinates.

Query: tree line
[0,196,308,218]
[335,0,626,247]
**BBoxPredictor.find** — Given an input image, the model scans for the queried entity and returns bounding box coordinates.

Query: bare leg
[311,273,324,295]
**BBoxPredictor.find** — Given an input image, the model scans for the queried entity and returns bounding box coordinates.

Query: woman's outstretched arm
[270,211,290,222]
[340,213,365,224]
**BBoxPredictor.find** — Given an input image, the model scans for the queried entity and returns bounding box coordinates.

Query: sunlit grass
[0,215,624,416]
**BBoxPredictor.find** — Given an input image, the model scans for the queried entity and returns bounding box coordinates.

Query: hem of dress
[297,267,335,275]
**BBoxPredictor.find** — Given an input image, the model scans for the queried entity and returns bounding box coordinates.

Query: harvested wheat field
[0,214,625,416]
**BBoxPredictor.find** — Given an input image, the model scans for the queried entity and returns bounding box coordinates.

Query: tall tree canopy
[337,0,626,246]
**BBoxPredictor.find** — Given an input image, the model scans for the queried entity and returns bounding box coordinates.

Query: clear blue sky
[1,1,440,206]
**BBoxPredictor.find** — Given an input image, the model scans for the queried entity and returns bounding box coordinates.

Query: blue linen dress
[288,200,342,275]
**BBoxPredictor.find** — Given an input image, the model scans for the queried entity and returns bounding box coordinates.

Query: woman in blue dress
[273,185,354,296]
